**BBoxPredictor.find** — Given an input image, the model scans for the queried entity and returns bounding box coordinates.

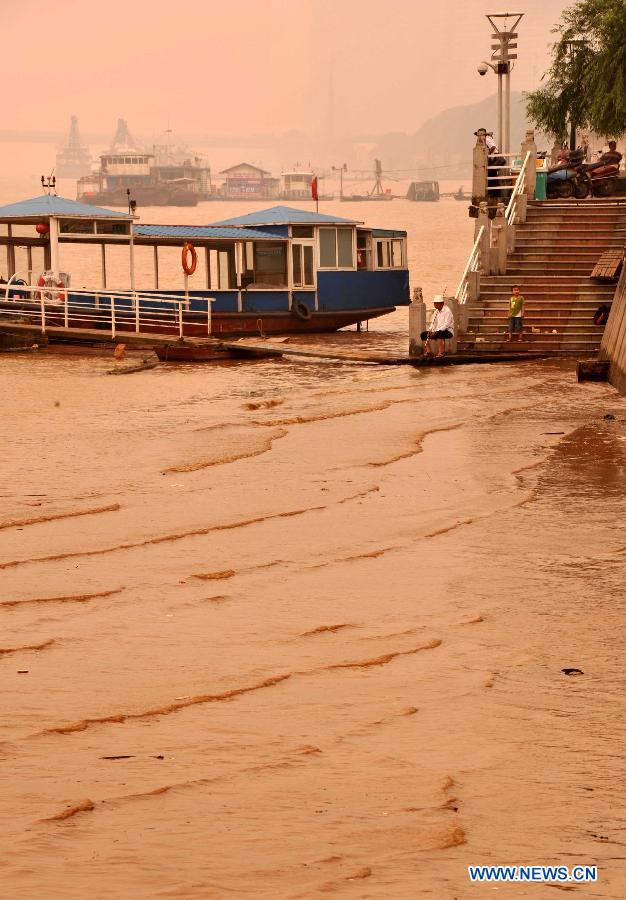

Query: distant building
[56,116,92,179]
[281,171,315,200]
[220,163,279,199]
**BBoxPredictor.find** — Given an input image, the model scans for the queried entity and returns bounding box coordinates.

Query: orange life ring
[182,242,197,276]
[37,275,65,303]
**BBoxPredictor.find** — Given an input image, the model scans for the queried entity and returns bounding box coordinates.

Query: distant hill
[372,92,544,177]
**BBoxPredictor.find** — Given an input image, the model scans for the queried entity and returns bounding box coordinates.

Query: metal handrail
[3,275,214,306]
[1,281,216,338]
[455,225,485,303]
[505,151,532,225]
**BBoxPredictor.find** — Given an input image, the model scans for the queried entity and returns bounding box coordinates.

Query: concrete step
[507,262,602,269]
[508,254,605,262]
[478,292,614,299]
[514,238,626,247]
[459,339,602,353]
[482,276,611,284]
[528,201,626,210]
[468,320,604,327]
[470,311,607,319]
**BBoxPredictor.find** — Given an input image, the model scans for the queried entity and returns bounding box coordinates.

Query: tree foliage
[525,0,626,140]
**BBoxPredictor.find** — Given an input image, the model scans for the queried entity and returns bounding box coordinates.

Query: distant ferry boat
[0,197,410,336]
[76,119,209,207]
[56,116,91,179]
[77,148,200,207]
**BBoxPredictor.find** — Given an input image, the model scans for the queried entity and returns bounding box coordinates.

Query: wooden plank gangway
[0,320,547,368]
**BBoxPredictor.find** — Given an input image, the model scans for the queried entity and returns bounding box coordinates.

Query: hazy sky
[2,0,571,138]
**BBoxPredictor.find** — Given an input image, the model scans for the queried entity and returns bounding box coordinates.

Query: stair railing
[455,225,485,304]
[505,150,532,226]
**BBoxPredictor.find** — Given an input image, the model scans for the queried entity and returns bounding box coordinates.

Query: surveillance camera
[477,62,489,76]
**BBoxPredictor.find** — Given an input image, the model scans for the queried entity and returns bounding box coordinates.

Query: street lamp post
[478,12,523,156]
[331,163,347,200]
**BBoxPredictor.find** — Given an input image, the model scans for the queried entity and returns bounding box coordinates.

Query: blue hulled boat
[0,196,409,337]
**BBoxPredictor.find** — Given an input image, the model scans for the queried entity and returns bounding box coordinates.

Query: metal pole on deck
[480,13,523,157]
[49,217,60,279]
[110,296,116,339]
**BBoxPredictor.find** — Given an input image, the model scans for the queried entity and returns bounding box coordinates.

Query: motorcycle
[582,160,621,197]
[546,147,621,200]
[547,164,588,199]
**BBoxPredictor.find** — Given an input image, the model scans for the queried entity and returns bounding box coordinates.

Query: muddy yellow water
[2,339,626,898]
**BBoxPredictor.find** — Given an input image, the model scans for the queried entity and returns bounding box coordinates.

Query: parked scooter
[546,146,621,199]
[546,149,587,199]
[582,160,621,197]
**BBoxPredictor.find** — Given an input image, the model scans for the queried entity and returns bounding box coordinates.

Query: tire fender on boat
[292,300,311,321]
[182,242,197,275]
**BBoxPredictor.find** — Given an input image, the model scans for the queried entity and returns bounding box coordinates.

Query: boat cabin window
[376,238,404,268]
[60,219,95,234]
[292,226,313,239]
[319,227,354,268]
[96,221,131,236]
[356,231,372,269]
[206,247,236,290]
[247,241,287,288]
[291,244,314,287]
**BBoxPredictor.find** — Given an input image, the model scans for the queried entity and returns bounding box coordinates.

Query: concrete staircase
[459,199,626,356]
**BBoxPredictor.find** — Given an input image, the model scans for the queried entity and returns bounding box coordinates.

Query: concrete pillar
[467,270,480,303]
[408,286,426,357]
[520,129,537,199]
[491,202,508,275]
[472,137,489,204]
[446,296,460,353]
[550,140,561,167]
[476,202,491,274]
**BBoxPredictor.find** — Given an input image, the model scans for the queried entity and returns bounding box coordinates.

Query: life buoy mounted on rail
[37,273,66,304]
[182,242,197,276]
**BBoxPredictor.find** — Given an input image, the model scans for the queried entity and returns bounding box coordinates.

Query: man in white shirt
[420,295,454,358]
[474,127,497,153]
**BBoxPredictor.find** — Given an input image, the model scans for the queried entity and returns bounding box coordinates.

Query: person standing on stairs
[506,285,525,342]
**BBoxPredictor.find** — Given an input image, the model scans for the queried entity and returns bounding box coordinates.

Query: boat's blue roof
[211,205,362,227]
[135,224,286,241]
[372,228,408,238]
[0,194,131,220]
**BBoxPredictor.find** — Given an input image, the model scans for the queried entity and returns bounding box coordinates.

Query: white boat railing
[1,280,216,339]
[505,151,532,226]
[455,225,485,304]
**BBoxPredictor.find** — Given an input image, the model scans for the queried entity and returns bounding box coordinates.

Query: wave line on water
[0,487,379,572]
[32,637,441,739]
[163,426,288,473]
[0,638,55,655]
[1,588,124,608]
[0,503,120,532]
